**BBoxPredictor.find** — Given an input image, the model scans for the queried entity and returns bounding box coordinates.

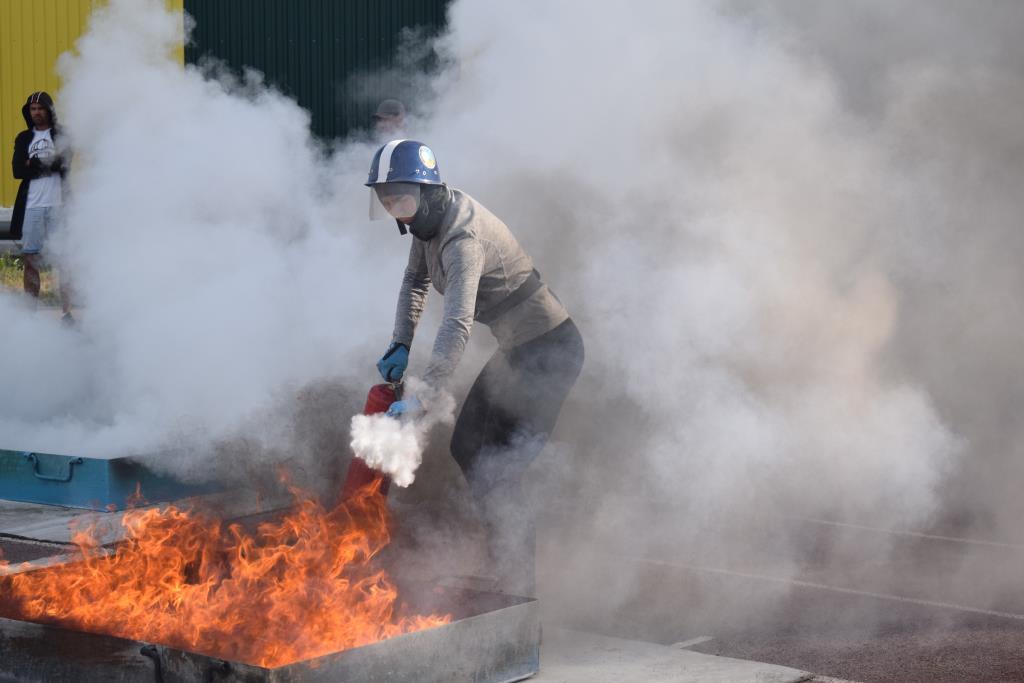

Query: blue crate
[0,449,219,511]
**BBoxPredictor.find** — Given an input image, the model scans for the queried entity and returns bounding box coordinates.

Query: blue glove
[376,342,409,382]
[386,396,423,418]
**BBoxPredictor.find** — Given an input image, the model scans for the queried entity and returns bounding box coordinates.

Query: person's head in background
[373,99,406,137]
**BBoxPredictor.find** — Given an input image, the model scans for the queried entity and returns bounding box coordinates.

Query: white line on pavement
[787,516,1024,551]
[671,636,714,649]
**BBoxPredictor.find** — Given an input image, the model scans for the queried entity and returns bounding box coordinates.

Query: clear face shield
[369,182,421,222]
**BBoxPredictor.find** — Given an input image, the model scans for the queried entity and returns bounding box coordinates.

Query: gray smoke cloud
[402,0,1024,622]
[2,0,1021,630]
[719,0,1024,619]
[413,1,960,520]
[745,0,1024,536]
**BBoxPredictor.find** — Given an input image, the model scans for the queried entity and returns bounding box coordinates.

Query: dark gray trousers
[450,318,584,594]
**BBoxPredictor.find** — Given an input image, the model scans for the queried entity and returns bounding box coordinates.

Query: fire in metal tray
[0,480,451,668]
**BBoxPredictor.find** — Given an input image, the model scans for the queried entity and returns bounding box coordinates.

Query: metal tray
[0,585,539,682]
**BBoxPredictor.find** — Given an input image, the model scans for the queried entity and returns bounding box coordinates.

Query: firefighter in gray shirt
[367,140,584,595]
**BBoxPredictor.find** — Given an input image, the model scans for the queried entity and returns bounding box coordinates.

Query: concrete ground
[536,628,847,683]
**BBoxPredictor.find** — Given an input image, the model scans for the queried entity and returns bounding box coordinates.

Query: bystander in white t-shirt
[26,128,62,209]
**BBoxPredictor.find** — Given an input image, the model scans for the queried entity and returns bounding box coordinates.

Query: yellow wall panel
[1,0,184,208]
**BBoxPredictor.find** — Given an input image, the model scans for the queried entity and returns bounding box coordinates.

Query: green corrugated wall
[183,0,449,140]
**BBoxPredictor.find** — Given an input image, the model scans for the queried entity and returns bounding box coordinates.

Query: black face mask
[408,184,453,241]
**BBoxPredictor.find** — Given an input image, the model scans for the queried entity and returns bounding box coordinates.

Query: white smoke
[3,0,1020,621]
[350,378,455,487]
[350,414,420,487]
[408,0,961,534]
[0,0,397,480]
[388,0,1024,623]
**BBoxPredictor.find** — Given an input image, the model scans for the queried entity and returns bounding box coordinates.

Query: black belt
[476,269,543,325]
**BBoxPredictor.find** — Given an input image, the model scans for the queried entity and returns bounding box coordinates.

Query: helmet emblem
[418,145,437,170]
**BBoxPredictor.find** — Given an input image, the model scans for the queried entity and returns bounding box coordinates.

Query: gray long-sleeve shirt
[392,189,569,390]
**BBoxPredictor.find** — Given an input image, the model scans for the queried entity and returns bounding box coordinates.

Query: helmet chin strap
[395,219,408,235]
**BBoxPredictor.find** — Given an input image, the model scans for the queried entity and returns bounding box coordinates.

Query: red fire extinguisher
[340,382,399,501]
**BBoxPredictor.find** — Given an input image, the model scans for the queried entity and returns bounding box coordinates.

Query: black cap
[373,99,406,120]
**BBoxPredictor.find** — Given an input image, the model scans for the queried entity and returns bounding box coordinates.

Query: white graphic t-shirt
[26,128,62,209]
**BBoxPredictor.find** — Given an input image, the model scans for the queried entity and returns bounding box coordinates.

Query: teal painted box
[0,450,218,511]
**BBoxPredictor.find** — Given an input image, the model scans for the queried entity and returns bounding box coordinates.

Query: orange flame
[0,482,450,667]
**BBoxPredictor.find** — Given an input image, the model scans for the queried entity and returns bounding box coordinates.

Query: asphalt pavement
[537,511,1024,683]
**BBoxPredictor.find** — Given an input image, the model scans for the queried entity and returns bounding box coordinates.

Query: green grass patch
[0,253,60,304]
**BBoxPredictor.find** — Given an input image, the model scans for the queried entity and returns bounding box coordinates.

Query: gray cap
[373,99,406,120]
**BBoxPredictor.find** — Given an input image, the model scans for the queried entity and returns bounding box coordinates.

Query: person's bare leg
[58,271,73,318]
[22,255,41,298]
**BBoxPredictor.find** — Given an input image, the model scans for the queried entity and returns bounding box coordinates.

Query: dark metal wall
[183,0,448,139]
